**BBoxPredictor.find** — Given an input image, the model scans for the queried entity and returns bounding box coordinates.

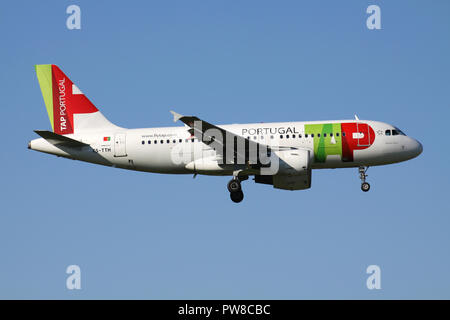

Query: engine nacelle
[272,172,311,190]
[274,149,310,176]
[255,149,312,190]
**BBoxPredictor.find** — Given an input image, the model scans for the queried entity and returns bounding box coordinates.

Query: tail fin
[35,64,119,134]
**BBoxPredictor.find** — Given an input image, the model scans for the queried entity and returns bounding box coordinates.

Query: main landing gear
[359,166,370,192]
[227,172,247,203]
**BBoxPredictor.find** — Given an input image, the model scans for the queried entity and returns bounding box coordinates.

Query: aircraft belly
[130,147,190,173]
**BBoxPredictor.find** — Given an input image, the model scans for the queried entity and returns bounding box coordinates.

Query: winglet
[354,114,360,121]
[170,110,183,122]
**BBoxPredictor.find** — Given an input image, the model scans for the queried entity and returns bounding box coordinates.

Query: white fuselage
[29,119,423,176]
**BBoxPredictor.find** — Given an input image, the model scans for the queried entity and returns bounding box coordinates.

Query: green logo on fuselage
[305,123,342,163]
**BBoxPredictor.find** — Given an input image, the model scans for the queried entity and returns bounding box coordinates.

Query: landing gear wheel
[230,190,244,203]
[361,182,371,192]
[358,166,370,192]
[227,179,241,193]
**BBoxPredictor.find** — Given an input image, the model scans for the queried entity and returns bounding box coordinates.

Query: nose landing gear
[359,166,370,192]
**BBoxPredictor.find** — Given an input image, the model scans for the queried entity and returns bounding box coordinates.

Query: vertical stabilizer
[35,64,119,134]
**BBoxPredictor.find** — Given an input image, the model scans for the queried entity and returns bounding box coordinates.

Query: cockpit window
[393,127,406,135]
[386,127,406,136]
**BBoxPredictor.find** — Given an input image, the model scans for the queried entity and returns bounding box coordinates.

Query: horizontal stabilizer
[34,130,89,148]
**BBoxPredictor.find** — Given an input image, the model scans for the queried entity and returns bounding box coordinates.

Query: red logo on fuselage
[341,123,375,162]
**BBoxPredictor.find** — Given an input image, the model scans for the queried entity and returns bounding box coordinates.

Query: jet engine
[255,149,312,190]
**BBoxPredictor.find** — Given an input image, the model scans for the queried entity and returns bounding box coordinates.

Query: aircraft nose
[410,138,423,158]
[417,140,423,155]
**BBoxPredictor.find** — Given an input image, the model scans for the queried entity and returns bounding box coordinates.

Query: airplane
[29,65,423,203]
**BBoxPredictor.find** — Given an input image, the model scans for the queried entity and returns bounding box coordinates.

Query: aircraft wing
[34,130,89,148]
[170,111,290,165]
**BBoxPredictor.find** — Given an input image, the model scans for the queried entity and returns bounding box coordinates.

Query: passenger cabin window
[305,134,308,138]
[286,135,289,139]
[385,130,391,136]
[280,135,283,139]
[160,140,164,144]
[311,134,314,138]
[336,133,339,137]
[148,140,151,144]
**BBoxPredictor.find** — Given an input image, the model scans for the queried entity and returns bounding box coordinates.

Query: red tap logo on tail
[36,64,98,135]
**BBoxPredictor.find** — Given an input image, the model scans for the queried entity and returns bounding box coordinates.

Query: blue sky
[1,0,449,299]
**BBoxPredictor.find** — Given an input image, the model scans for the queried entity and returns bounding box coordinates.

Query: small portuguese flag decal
[103,137,111,141]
